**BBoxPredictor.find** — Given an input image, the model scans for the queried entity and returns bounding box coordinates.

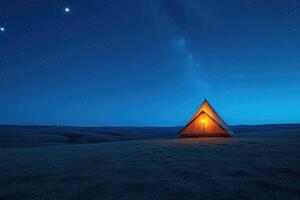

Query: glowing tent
[179,99,233,137]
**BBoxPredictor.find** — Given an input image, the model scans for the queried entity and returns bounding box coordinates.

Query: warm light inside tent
[179,99,232,137]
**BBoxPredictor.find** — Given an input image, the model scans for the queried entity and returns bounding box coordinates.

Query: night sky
[0,0,300,126]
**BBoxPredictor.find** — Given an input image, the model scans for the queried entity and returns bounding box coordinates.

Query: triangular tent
[179,99,233,137]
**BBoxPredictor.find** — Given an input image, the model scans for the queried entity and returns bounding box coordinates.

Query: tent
[179,99,233,137]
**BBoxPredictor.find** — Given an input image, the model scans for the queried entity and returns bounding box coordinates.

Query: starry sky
[0,0,300,126]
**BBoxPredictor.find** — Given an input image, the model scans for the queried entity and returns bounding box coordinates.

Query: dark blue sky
[0,0,300,126]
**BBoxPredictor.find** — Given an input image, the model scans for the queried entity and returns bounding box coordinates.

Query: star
[0,27,5,32]
[64,7,70,13]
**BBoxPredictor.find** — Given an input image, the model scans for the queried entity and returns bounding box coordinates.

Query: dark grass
[0,124,299,199]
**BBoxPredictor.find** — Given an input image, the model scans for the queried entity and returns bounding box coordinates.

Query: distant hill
[0,124,299,148]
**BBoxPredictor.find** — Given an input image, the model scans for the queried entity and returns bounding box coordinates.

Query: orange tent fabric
[179,100,232,137]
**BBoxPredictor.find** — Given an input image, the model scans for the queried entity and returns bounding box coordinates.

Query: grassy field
[0,125,299,199]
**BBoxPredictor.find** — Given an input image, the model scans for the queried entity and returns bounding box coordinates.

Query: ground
[0,125,299,199]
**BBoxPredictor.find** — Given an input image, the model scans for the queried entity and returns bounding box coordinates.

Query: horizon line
[0,123,300,128]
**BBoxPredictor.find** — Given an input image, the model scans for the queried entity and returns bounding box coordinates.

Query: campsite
[1,1,300,199]
[179,100,233,137]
